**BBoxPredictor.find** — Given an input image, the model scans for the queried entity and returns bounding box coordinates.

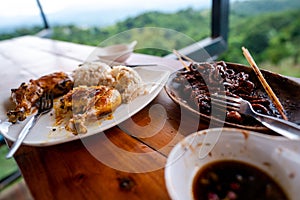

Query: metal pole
[36,0,49,29]
[212,0,229,42]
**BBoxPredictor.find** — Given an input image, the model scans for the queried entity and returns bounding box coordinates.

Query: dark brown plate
[164,62,300,132]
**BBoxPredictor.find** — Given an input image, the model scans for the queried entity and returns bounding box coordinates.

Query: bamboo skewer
[174,50,195,63]
[173,50,191,71]
[242,47,288,120]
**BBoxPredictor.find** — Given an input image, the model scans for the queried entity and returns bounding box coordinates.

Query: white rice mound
[110,66,147,103]
[71,62,113,87]
[71,62,146,103]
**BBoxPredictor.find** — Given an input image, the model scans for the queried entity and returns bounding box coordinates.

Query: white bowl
[97,41,137,65]
[165,128,300,200]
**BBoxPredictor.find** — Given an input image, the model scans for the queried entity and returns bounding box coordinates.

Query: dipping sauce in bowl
[164,128,299,200]
[192,160,289,200]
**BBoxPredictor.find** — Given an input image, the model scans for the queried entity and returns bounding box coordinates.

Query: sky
[0,0,216,31]
[0,0,211,17]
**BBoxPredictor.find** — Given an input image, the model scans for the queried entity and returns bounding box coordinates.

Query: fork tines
[38,92,54,113]
[210,93,241,111]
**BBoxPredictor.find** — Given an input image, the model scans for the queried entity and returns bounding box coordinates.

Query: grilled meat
[32,72,74,96]
[174,61,277,125]
[55,85,122,134]
[7,72,73,123]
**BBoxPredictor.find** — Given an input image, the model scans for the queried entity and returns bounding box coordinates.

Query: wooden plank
[11,36,94,62]
[14,127,170,200]
[0,40,81,121]
[0,39,81,75]
[119,89,210,156]
[0,37,172,199]
[2,36,300,200]
[0,36,216,199]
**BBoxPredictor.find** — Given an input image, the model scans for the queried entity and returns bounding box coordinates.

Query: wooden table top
[1,36,299,200]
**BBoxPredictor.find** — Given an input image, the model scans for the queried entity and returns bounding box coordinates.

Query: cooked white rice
[110,66,146,103]
[71,62,113,87]
[71,62,146,103]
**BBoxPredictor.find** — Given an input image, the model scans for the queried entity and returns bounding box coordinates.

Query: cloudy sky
[0,0,212,17]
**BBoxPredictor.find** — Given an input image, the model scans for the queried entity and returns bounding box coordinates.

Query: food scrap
[173,61,279,124]
[55,85,121,134]
[7,61,147,135]
[7,72,73,123]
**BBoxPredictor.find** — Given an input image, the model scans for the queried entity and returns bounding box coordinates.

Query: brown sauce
[192,160,289,200]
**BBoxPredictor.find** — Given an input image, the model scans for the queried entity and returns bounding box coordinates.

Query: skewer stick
[242,47,288,120]
[173,50,190,71]
[174,50,195,63]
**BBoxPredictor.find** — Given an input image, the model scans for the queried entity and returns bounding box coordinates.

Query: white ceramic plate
[1,67,170,146]
[165,128,300,200]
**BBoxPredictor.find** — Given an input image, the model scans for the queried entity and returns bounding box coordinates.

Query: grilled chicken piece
[56,85,122,134]
[7,72,73,123]
[32,72,74,97]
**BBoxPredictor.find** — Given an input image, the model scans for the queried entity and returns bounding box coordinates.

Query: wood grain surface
[0,36,182,200]
[1,36,299,200]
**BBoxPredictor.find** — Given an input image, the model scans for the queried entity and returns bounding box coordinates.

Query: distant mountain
[0,3,208,34]
[2,0,300,34]
[0,8,136,33]
[231,0,300,16]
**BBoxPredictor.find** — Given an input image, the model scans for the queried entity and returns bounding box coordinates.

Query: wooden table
[0,36,299,200]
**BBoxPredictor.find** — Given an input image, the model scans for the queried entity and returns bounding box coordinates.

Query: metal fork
[6,93,53,158]
[211,94,300,139]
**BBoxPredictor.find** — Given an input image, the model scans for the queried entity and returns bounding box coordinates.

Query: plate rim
[2,66,170,146]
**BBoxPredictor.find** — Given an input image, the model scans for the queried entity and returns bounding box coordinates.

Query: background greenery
[1,0,299,76]
[0,146,18,180]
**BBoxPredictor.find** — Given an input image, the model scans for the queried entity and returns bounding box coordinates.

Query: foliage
[231,0,300,16]
[0,146,18,181]
[0,0,299,76]
[219,10,300,76]
[50,7,210,57]
[0,26,42,41]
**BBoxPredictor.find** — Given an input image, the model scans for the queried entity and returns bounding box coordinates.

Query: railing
[35,0,52,38]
